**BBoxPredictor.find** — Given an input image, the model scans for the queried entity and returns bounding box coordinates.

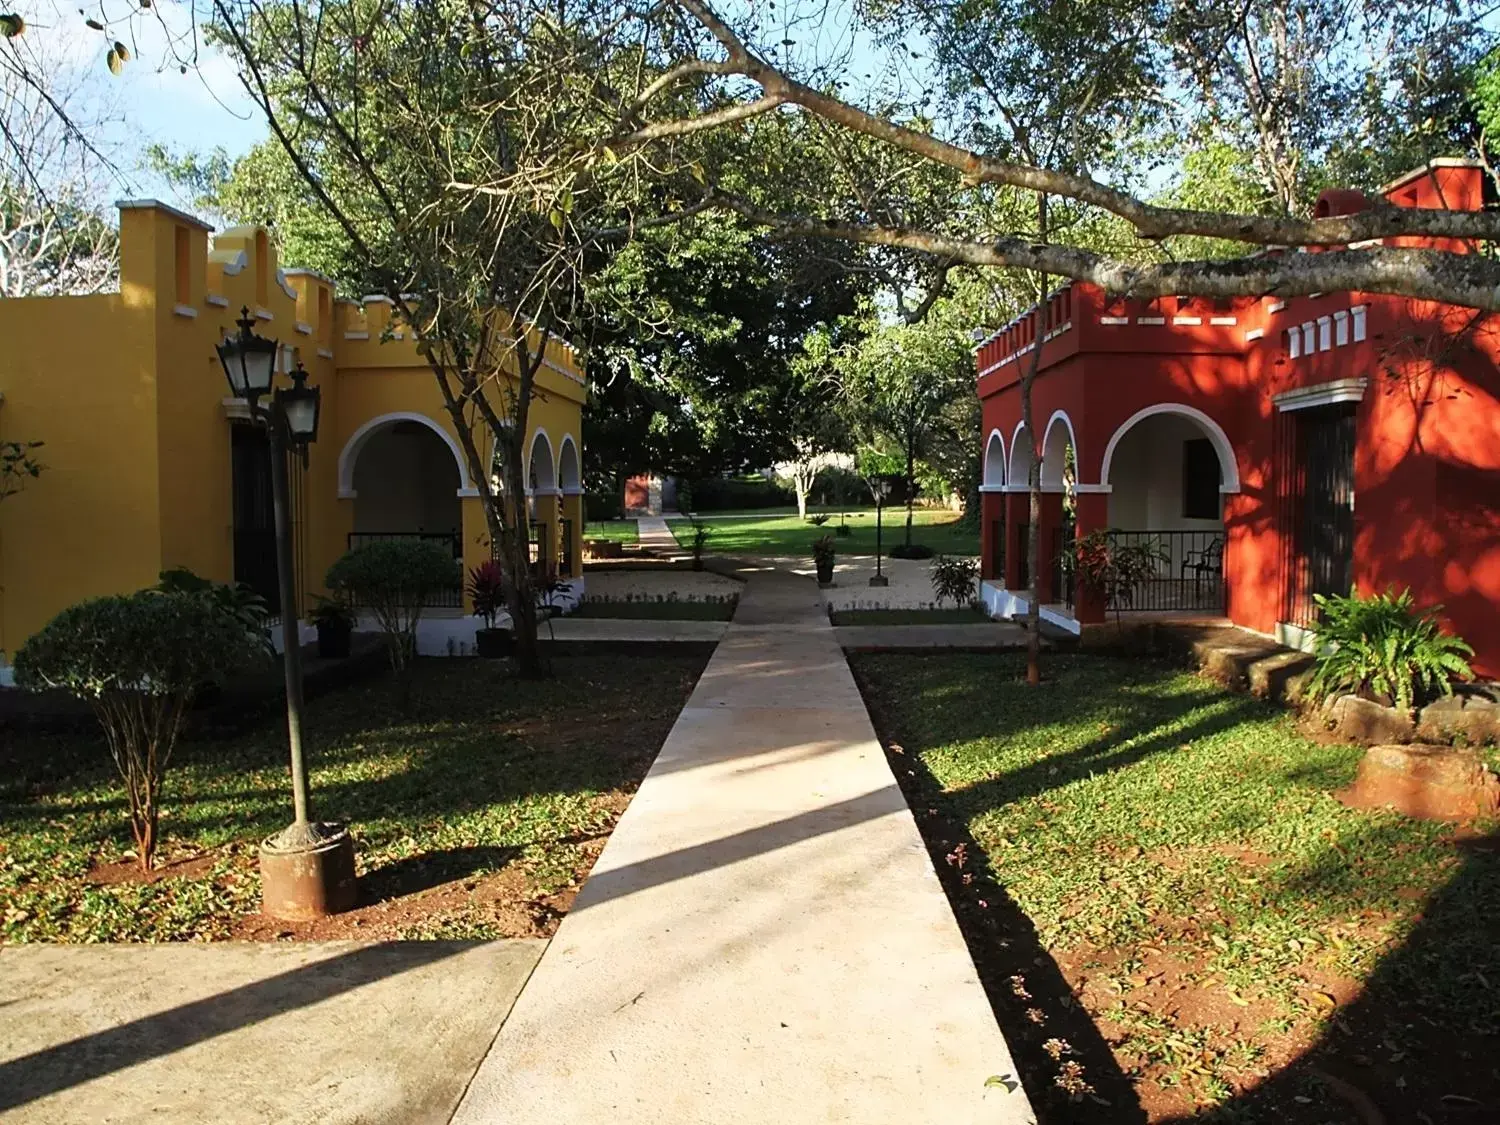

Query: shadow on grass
[357,845,525,904]
[1171,825,1500,1124]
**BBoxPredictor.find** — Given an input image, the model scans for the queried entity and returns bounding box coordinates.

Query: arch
[1040,410,1077,491]
[557,434,582,492]
[982,429,1006,489]
[1008,419,1034,488]
[1099,403,1241,492]
[528,427,557,492]
[337,411,475,498]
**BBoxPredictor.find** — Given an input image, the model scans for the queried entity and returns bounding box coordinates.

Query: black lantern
[276,361,321,445]
[215,306,279,402]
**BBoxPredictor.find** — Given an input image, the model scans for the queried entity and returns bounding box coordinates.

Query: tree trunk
[1024,192,1050,686]
[795,472,810,520]
[904,437,916,548]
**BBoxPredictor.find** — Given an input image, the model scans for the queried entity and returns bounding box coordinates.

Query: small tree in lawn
[325,539,460,676]
[14,591,267,870]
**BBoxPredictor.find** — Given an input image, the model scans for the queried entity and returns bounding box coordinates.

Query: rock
[1327,694,1416,744]
[1339,743,1500,821]
[1417,688,1500,746]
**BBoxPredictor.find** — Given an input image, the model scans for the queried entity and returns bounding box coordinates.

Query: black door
[1298,403,1356,614]
[231,424,280,614]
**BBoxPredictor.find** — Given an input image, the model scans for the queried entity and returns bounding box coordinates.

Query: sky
[17,0,267,205]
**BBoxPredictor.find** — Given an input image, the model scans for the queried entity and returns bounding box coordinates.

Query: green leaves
[1307,587,1475,715]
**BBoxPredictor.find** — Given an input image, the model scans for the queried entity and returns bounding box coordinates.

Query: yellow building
[0,200,587,663]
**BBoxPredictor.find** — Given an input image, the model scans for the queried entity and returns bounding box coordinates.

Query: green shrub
[685,475,795,511]
[585,489,624,521]
[683,515,712,571]
[156,566,273,655]
[325,539,459,671]
[930,554,979,608]
[1307,587,1475,715]
[890,543,935,560]
[14,591,268,869]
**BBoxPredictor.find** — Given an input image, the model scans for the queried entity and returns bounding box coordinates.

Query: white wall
[1106,413,1224,532]
[352,423,462,536]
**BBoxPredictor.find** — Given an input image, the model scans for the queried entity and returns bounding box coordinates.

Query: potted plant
[309,595,355,659]
[466,559,510,657]
[813,534,836,586]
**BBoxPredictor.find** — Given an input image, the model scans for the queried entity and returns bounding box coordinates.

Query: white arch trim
[982,428,1007,489]
[1007,419,1032,485]
[1099,403,1241,493]
[557,433,582,492]
[1040,409,1078,489]
[336,411,476,499]
[528,427,557,491]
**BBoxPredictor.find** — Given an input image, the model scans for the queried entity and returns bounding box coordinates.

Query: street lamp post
[216,307,356,919]
[869,476,893,588]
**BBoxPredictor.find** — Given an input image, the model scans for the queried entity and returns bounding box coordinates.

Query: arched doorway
[1100,404,1238,612]
[339,413,468,605]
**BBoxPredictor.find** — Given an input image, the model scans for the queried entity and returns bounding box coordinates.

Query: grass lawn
[0,649,708,943]
[584,519,639,544]
[671,507,978,557]
[853,651,1499,1124]
[830,607,991,626]
[571,597,738,621]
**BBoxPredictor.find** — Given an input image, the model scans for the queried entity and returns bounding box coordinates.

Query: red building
[975,159,1500,678]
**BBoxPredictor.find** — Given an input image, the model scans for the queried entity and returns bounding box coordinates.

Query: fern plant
[1306,587,1475,715]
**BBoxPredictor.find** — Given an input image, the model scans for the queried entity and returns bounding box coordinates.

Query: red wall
[977,272,1500,677]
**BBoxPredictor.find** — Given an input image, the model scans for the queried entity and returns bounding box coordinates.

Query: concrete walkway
[452,568,1034,1123]
[635,513,681,556]
[0,940,542,1125]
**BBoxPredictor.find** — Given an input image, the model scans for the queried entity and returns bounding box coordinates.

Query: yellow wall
[0,201,587,655]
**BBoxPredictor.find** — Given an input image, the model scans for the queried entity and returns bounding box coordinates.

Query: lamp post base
[259,823,357,920]
[868,575,889,587]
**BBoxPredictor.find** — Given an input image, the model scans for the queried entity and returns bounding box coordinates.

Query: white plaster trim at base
[362,294,395,305]
[206,294,229,307]
[1245,328,1264,341]
[1275,620,1319,654]
[317,348,334,359]
[1073,483,1113,494]
[1136,316,1166,325]
[254,307,274,321]
[1000,484,1065,494]
[1001,484,1031,493]
[295,321,313,335]
[217,251,247,277]
[277,270,299,300]
[172,303,198,319]
[562,486,585,496]
[1099,316,1129,325]
[1274,377,1368,412]
[457,487,482,499]
[979,581,1082,635]
[1173,316,1202,325]
[344,331,370,340]
[979,484,1007,493]
[529,488,565,498]
[1268,300,1286,313]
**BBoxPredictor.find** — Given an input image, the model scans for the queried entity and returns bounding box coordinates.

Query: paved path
[452,568,1034,1124]
[0,940,542,1125]
[635,514,681,555]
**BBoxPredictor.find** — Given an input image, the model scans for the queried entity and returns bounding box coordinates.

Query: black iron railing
[345,531,464,608]
[1107,529,1225,613]
[1052,524,1075,608]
